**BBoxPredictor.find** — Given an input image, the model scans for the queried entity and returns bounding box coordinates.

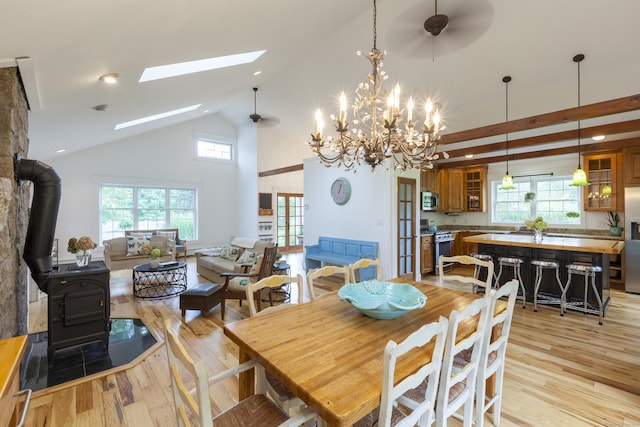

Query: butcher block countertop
[0,335,27,427]
[463,233,625,255]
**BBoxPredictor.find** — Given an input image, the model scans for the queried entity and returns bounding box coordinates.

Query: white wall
[47,113,247,263]
[303,157,421,279]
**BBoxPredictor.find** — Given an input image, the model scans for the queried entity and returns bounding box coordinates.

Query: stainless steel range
[433,231,455,275]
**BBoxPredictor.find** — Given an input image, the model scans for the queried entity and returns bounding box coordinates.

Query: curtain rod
[512,172,554,178]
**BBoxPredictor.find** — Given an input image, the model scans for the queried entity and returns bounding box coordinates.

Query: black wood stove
[46,260,111,359]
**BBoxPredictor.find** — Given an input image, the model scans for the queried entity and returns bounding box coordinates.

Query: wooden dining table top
[223,279,483,427]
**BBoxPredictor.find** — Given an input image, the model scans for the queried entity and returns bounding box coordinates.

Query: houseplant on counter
[608,211,622,236]
[68,236,97,267]
[524,216,548,242]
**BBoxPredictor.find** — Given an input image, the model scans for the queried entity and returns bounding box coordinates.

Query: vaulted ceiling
[3,0,640,164]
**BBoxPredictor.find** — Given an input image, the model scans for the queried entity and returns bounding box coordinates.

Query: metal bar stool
[530,260,565,312]
[470,252,496,291]
[496,256,526,308]
[561,264,604,325]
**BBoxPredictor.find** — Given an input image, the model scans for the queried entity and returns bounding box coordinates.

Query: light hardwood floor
[24,254,640,426]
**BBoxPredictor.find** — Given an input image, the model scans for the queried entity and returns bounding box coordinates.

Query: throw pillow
[219,244,241,261]
[249,254,264,275]
[237,250,256,264]
[157,230,176,240]
[127,235,150,255]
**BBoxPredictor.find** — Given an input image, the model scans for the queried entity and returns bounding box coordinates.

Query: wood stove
[46,260,111,359]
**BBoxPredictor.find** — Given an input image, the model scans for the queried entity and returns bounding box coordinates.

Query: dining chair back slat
[245,274,303,317]
[439,255,494,293]
[348,258,383,283]
[306,265,349,300]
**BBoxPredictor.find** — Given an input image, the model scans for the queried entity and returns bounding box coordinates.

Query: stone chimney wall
[0,67,30,339]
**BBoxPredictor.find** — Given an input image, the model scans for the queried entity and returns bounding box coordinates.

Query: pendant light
[500,75,514,190]
[571,54,589,187]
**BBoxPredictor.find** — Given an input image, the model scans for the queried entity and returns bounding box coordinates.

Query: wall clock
[330,177,351,205]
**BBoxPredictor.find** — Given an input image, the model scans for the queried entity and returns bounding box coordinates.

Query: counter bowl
[338,281,427,320]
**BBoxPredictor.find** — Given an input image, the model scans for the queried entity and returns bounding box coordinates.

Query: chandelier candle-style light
[309,0,448,172]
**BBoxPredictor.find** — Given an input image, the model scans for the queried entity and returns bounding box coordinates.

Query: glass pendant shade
[500,173,514,190]
[571,167,589,186]
[602,184,612,196]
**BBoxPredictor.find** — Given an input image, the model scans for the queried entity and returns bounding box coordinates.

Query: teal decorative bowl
[338,281,427,320]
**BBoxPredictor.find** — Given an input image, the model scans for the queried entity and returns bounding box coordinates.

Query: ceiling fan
[249,87,280,126]
[386,0,494,59]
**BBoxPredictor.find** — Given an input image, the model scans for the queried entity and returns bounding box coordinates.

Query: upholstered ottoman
[180,283,222,318]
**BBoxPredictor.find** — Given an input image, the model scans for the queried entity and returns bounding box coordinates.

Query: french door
[397,178,416,280]
[276,193,304,252]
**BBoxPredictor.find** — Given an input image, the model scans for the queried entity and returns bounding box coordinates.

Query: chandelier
[308,0,448,172]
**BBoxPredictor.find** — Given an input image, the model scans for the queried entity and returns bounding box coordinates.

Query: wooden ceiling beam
[440,94,640,145]
[443,118,640,159]
[440,137,640,169]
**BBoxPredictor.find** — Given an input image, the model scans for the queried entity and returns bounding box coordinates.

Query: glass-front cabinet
[464,168,485,212]
[583,153,621,211]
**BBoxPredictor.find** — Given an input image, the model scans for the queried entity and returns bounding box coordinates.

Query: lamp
[308,0,448,172]
[499,76,514,190]
[570,54,589,187]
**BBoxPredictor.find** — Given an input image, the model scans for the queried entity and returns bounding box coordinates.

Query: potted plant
[608,211,622,236]
[142,244,163,268]
[68,236,97,267]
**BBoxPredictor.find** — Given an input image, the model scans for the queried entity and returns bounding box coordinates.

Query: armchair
[220,245,278,320]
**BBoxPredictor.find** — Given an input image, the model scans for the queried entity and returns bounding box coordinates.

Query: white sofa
[195,237,274,283]
[103,235,176,271]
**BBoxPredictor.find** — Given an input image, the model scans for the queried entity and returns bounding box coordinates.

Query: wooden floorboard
[24,254,640,426]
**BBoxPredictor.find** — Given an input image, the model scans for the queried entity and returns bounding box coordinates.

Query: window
[100,185,197,242]
[492,176,580,225]
[196,138,233,161]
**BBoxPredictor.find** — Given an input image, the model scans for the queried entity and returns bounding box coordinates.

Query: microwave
[421,192,439,211]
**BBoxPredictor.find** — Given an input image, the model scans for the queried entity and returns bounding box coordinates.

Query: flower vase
[534,229,543,242]
[149,257,160,269]
[76,250,92,267]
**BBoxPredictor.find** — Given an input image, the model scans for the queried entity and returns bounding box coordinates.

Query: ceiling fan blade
[386,0,494,59]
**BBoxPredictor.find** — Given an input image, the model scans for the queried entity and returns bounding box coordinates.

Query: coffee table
[132,261,187,298]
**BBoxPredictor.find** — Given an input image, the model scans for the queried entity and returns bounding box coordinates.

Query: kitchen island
[463,233,625,314]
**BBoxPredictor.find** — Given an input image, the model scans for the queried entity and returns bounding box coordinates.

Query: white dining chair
[245,274,307,415]
[163,319,316,426]
[438,255,494,293]
[355,317,449,427]
[348,258,383,283]
[436,296,491,426]
[245,274,304,317]
[306,265,349,300]
[469,279,519,427]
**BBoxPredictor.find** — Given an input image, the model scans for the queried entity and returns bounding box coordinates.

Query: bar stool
[530,260,565,312]
[470,252,496,288]
[561,264,604,325]
[496,256,526,308]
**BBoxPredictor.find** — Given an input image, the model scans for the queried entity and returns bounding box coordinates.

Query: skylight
[139,50,266,82]
[115,104,201,130]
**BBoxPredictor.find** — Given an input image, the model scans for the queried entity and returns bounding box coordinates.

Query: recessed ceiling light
[99,73,119,84]
[114,104,201,130]
[139,50,266,82]
[253,70,262,76]
[55,148,67,153]
[592,135,605,141]
[465,154,474,159]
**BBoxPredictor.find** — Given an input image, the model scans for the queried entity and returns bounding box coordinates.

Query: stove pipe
[15,156,61,292]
